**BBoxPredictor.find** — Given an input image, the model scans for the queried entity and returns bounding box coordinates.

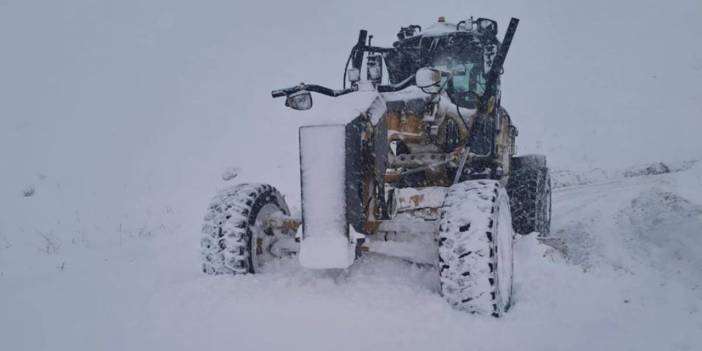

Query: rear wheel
[439,180,514,316]
[200,183,290,275]
[508,155,552,235]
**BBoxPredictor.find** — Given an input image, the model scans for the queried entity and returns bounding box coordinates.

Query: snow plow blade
[298,125,355,269]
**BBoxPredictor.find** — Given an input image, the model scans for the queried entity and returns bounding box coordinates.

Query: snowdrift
[1,160,701,350]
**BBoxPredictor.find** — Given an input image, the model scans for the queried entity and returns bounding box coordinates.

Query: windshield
[432,54,486,97]
[430,36,487,98]
[433,62,487,96]
[386,30,495,88]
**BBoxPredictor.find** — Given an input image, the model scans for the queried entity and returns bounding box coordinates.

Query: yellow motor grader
[200,16,551,316]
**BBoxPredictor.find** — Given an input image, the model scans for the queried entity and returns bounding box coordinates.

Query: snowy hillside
[2,162,701,350]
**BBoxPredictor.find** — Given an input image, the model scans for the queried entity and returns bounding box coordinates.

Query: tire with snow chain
[439,180,514,317]
[507,155,551,236]
[200,183,291,275]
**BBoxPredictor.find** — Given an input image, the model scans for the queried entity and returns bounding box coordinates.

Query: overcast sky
[1,0,701,232]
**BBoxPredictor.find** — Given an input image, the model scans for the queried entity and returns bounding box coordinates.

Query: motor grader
[200,16,551,316]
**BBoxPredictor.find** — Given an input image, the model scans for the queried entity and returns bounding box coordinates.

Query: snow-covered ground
[2,162,701,350]
[2,1,702,350]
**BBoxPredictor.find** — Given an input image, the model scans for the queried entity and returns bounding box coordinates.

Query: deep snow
[1,162,701,350]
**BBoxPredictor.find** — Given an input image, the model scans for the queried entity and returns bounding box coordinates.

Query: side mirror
[415,67,443,88]
[415,67,445,93]
[285,91,313,111]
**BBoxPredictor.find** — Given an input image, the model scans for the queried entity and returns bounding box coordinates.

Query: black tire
[507,155,552,236]
[439,180,514,317]
[200,183,290,275]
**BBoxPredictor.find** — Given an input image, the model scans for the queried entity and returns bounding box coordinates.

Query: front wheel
[200,183,291,275]
[439,180,514,316]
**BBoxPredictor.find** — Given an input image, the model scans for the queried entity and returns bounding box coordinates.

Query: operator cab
[386,17,500,108]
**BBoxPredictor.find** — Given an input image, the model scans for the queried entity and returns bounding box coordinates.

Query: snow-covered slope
[1,162,701,350]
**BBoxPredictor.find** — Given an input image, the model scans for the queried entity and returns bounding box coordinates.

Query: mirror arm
[309,85,357,97]
[272,84,357,99]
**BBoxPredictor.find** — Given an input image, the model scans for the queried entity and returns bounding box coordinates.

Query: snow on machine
[200,16,551,316]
